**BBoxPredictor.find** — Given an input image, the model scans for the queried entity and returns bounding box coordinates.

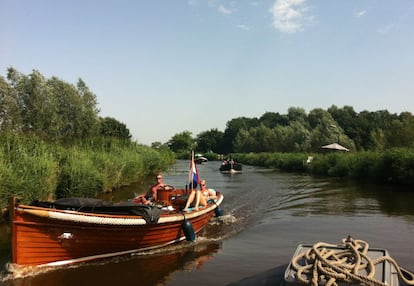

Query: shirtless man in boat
[134,173,172,205]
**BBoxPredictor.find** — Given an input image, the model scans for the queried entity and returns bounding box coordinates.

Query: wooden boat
[10,188,224,267]
[219,160,242,174]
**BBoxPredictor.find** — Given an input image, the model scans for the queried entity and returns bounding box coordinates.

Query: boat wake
[1,262,59,283]
[209,213,237,225]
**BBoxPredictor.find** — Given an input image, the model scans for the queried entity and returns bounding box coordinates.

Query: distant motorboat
[219,160,242,174]
[195,154,208,164]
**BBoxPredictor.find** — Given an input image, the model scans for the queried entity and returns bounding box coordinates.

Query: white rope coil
[291,237,414,286]
[49,211,147,225]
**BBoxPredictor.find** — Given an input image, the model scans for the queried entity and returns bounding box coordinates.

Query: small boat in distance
[10,188,224,267]
[219,159,242,174]
[195,154,208,164]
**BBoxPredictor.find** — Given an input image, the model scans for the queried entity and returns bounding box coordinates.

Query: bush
[234,152,308,172]
[233,149,414,188]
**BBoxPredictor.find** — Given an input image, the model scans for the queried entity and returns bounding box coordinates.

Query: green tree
[386,112,414,148]
[0,75,22,133]
[307,108,354,151]
[233,128,256,152]
[47,76,99,141]
[307,108,333,129]
[195,128,224,153]
[168,131,194,153]
[0,76,6,126]
[259,112,289,128]
[99,117,131,140]
[328,105,362,150]
[274,121,310,152]
[8,69,51,137]
[353,110,376,150]
[252,124,278,152]
[221,117,259,153]
[370,128,387,150]
[2,68,101,142]
[287,107,308,127]
[76,79,99,139]
[355,110,397,150]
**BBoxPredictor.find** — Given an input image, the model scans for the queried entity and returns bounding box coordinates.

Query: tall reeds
[0,135,59,207]
[0,135,174,210]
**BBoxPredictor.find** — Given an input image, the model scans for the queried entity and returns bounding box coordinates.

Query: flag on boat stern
[188,151,200,189]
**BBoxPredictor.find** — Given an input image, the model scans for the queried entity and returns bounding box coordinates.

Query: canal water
[1,160,414,286]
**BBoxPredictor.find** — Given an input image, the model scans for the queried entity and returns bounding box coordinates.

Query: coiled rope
[290,236,414,286]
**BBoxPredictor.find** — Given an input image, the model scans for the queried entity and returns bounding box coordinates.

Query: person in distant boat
[183,179,217,211]
[134,173,172,205]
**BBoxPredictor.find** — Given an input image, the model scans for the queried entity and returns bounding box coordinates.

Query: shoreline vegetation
[2,139,412,215]
[0,134,175,214]
[232,149,414,188]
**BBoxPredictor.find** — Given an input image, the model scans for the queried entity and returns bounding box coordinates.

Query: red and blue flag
[188,152,200,189]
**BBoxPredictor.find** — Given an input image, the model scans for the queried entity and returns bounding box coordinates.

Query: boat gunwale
[14,193,223,225]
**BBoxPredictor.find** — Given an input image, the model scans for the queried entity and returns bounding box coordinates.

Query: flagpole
[188,150,200,190]
[190,150,194,190]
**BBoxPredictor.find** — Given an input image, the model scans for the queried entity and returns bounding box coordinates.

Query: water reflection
[1,241,222,286]
[268,176,414,221]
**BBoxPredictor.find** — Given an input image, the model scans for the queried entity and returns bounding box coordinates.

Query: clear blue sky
[1,0,413,145]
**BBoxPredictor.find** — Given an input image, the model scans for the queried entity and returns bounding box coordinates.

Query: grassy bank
[233,148,414,188]
[0,135,175,211]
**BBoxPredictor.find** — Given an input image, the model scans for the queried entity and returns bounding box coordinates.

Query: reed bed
[0,135,174,211]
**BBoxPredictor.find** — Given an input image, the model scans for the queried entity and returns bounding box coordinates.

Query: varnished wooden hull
[11,193,223,266]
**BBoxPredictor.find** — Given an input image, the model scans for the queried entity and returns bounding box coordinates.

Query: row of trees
[2,68,413,156]
[0,68,131,142]
[166,106,414,155]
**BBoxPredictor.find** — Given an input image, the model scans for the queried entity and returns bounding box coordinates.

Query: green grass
[0,135,175,210]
